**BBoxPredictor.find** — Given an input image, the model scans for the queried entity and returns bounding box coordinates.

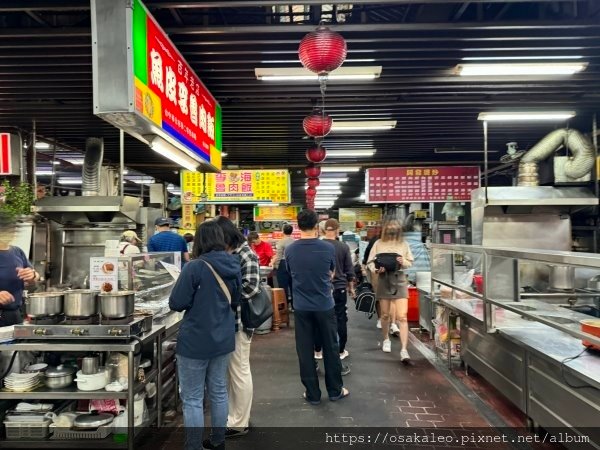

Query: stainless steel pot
[25,292,64,317]
[63,290,99,318]
[82,356,99,375]
[99,291,135,319]
[549,265,575,291]
[73,411,113,430]
[44,365,75,389]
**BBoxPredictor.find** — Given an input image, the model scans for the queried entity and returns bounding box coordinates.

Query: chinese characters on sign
[133,0,221,169]
[181,170,291,204]
[254,206,302,222]
[339,208,383,224]
[366,166,480,203]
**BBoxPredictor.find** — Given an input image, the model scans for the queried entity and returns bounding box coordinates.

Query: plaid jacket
[233,242,261,332]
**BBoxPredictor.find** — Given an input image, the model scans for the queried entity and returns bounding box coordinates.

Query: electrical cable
[0,351,19,380]
[560,346,599,391]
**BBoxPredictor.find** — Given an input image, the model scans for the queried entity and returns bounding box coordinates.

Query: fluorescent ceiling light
[359,193,366,201]
[256,66,382,81]
[62,158,84,165]
[317,177,348,183]
[326,150,375,157]
[456,63,587,76]
[58,178,82,185]
[463,55,584,61]
[51,161,61,165]
[331,120,396,132]
[321,166,361,173]
[478,111,576,122]
[222,152,228,158]
[35,170,54,176]
[145,135,200,172]
[169,190,182,196]
[435,148,498,154]
[35,142,50,149]
[310,185,341,191]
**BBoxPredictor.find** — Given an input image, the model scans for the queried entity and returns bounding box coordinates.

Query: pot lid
[73,411,114,428]
[45,365,75,378]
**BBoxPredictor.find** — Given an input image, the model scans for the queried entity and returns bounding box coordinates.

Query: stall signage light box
[91,0,222,171]
[339,208,383,223]
[254,205,301,222]
[366,166,480,203]
[0,133,12,175]
[181,169,291,204]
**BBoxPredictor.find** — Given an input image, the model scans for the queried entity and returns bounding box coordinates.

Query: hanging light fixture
[303,109,333,139]
[306,146,327,163]
[305,164,322,178]
[298,25,347,76]
[307,177,320,188]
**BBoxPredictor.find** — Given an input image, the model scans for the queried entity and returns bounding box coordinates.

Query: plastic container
[50,423,112,440]
[581,319,600,350]
[4,419,51,440]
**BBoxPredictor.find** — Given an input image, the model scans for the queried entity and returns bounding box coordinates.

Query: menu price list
[366,166,480,203]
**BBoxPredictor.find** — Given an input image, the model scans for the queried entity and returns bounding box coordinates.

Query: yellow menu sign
[254,206,301,222]
[339,208,383,223]
[181,169,291,204]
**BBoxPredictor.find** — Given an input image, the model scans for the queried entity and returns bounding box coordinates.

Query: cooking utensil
[549,265,575,291]
[74,369,110,391]
[73,411,113,430]
[24,292,64,317]
[63,290,99,318]
[44,365,75,389]
[580,319,600,350]
[98,291,135,319]
[24,363,48,374]
[587,275,600,292]
[82,356,99,375]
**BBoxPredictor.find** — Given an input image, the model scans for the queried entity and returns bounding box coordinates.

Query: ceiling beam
[452,3,471,21]
[25,10,51,27]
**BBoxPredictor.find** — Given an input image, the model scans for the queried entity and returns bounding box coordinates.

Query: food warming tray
[13,317,146,340]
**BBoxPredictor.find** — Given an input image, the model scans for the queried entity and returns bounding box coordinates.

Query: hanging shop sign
[0,133,21,177]
[339,208,383,223]
[181,169,291,204]
[181,204,196,231]
[91,0,222,171]
[254,205,301,222]
[366,166,480,203]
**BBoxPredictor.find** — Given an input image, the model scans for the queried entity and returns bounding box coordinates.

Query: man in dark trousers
[285,209,350,405]
[323,219,356,360]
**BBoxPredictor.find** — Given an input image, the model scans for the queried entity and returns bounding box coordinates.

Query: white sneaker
[390,323,400,337]
[400,349,411,362]
[314,351,323,360]
[376,319,382,329]
[339,350,349,360]
[382,339,391,353]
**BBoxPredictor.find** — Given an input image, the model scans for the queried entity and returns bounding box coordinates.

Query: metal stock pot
[99,291,135,319]
[25,292,64,317]
[63,290,99,318]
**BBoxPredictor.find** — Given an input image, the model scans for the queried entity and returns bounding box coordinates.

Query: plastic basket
[50,423,112,440]
[4,419,51,440]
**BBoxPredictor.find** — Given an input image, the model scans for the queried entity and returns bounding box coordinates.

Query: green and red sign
[132,0,222,169]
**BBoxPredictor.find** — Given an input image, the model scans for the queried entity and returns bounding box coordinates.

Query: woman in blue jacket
[169,221,242,450]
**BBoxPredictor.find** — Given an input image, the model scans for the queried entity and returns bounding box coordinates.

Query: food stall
[431,244,600,447]
[0,251,182,449]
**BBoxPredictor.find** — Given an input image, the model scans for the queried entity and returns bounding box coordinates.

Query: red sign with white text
[366,166,480,203]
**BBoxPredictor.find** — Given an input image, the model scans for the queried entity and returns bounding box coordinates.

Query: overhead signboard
[366,166,480,203]
[254,205,301,222]
[91,0,222,171]
[181,169,291,204]
[339,208,383,223]
[0,133,21,177]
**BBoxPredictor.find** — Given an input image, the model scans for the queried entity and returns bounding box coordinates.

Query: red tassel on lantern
[307,178,320,189]
[305,165,321,178]
[303,111,332,138]
[299,26,347,75]
[306,146,327,163]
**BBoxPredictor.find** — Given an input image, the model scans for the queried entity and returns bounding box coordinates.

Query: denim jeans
[177,353,231,450]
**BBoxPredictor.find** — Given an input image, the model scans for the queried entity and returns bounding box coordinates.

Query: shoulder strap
[201,259,232,305]
[120,244,129,255]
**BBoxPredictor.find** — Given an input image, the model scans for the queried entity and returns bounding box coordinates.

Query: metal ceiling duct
[518,129,595,185]
[82,138,104,197]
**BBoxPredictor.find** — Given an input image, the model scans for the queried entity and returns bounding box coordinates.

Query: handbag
[374,253,401,272]
[200,259,232,305]
[241,283,273,329]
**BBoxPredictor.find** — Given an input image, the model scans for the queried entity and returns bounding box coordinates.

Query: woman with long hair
[366,218,414,362]
[169,221,242,450]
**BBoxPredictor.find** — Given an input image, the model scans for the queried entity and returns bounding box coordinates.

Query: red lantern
[303,111,332,138]
[306,146,327,163]
[306,187,317,198]
[307,178,320,189]
[305,164,321,178]
[298,26,347,75]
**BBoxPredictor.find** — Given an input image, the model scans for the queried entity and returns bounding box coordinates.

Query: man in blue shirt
[285,209,349,405]
[148,218,190,262]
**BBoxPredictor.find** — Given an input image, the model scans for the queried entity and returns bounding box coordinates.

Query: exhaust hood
[472,186,598,212]
[34,196,140,224]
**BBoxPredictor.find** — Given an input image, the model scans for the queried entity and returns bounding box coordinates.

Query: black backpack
[354,282,376,319]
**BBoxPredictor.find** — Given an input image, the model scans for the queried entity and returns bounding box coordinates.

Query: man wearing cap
[119,230,142,255]
[148,218,190,262]
[322,219,356,360]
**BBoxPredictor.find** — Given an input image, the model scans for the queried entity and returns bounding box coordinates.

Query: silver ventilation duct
[518,129,594,185]
[82,138,104,196]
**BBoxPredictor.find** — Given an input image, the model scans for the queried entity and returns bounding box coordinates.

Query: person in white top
[366,219,414,362]
[119,231,141,255]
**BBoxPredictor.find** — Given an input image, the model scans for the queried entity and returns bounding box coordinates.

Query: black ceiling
[1,0,599,207]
